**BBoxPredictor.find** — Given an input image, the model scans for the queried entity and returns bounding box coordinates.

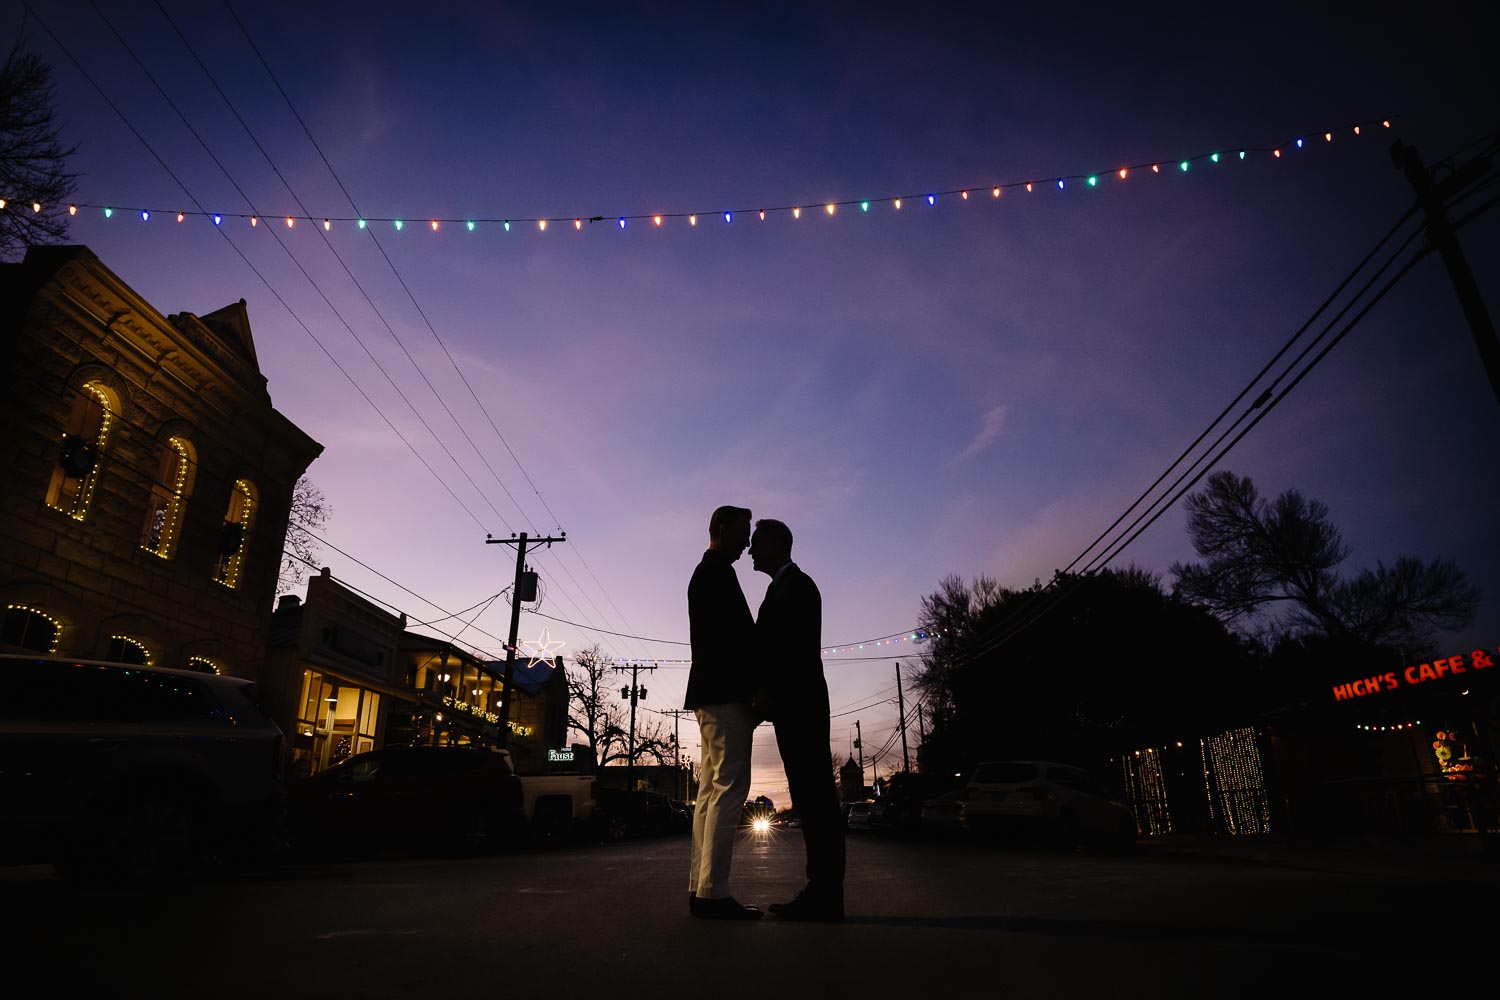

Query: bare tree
[565,644,674,771]
[0,37,77,261]
[277,476,331,595]
[1171,471,1479,652]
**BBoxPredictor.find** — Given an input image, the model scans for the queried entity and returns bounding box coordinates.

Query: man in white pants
[684,505,762,920]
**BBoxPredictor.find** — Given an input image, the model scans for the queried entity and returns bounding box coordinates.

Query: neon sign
[1332,645,1494,701]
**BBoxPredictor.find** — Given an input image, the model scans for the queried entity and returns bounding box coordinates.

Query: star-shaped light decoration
[520,627,566,668]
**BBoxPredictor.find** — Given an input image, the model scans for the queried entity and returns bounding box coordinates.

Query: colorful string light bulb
[537,219,546,231]
[286,216,295,228]
[1087,175,1097,186]
[758,210,765,221]
[325,219,332,230]
[69,205,77,215]
[394,219,403,230]
[177,212,185,222]
[861,201,869,211]
[503,220,510,231]
[467,220,475,231]
[141,210,149,221]
[617,218,625,229]
[653,215,662,226]
[1119,168,1127,179]
[825,203,835,215]
[961,190,969,200]
[432,220,441,231]
[104,207,113,217]
[32,201,40,212]
[213,213,221,225]
[1179,161,1189,171]
[573,218,582,230]
[1210,153,1220,163]
[793,207,801,218]
[992,187,1001,197]
[894,198,901,209]
[250,216,257,226]
[723,212,731,223]
[358,219,366,228]
[927,194,935,205]
[1025,183,1032,192]
[1057,179,1064,189]
[689,214,697,225]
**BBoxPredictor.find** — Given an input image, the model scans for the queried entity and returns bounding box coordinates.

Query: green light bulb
[1179,161,1189,171]
[1087,176,1097,186]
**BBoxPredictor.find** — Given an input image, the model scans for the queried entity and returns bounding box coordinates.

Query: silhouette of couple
[685,506,846,921]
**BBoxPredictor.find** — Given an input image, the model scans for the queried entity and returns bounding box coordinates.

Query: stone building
[0,245,322,676]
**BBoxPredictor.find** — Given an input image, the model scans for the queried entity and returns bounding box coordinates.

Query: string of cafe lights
[31,118,1397,238]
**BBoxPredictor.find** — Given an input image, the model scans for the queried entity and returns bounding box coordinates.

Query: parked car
[593,787,675,838]
[845,800,876,831]
[962,760,1136,849]
[771,807,801,829]
[286,745,525,856]
[0,654,285,880]
[919,788,967,833]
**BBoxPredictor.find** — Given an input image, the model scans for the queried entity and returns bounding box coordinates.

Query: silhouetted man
[684,505,762,920]
[751,518,845,920]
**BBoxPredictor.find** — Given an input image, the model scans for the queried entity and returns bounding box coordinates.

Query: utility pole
[916,703,926,747]
[485,531,566,747]
[659,708,694,801]
[896,662,910,774]
[854,720,865,792]
[1392,140,1500,406]
[614,661,656,793]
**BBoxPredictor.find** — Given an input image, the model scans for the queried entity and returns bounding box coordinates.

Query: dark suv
[0,654,285,879]
[286,746,526,856]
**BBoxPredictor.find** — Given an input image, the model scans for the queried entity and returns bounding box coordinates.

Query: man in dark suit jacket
[683,505,762,920]
[750,518,846,920]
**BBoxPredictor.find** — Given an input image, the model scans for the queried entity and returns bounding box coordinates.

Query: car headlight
[752,817,770,833]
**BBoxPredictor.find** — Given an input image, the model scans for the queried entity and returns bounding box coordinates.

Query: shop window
[212,479,257,589]
[44,381,116,520]
[1,605,62,653]
[290,669,382,777]
[140,436,195,559]
[184,656,221,675]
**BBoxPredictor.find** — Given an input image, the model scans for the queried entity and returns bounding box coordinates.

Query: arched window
[141,436,195,558]
[105,635,152,665]
[45,381,116,520]
[1,605,62,653]
[212,479,257,589]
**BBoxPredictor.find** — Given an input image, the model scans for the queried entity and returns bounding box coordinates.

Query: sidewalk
[1138,830,1500,881]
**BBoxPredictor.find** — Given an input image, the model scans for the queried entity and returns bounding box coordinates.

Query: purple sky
[18,1,1499,801]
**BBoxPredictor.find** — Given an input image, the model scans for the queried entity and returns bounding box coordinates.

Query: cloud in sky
[948,404,1007,465]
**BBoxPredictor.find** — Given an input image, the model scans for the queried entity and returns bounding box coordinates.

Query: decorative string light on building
[1120,746,1171,836]
[4,604,63,654]
[1356,721,1421,731]
[1200,727,1270,836]
[32,118,1394,238]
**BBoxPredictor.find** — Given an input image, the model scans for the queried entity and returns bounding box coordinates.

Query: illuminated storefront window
[212,479,257,588]
[291,669,381,777]
[45,381,116,521]
[141,437,195,558]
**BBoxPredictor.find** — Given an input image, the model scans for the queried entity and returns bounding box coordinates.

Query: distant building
[0,246,321,676]
[265,570,406,777]
[840,756,865,802]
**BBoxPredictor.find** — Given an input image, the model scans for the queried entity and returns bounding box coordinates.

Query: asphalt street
[3,831,1492,997]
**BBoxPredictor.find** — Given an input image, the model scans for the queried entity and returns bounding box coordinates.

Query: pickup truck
[512,767,600,844]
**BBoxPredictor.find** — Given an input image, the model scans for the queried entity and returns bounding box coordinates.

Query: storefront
[265,569,407,777]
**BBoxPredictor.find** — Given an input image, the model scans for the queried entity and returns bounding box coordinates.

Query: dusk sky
[14,1,1498,800]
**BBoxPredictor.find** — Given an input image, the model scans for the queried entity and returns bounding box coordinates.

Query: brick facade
[0,245,322,677]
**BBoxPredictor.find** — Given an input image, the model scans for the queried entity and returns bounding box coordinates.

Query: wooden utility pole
[485,531,566,747]
[659,708,694,801]
[1392,140,1500,406]
[854,719,865,791]
[896,662,910,774]
[614,661,656,792]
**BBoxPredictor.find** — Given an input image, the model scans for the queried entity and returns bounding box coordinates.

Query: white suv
[0,654,285,879]
[962,760,1136,849]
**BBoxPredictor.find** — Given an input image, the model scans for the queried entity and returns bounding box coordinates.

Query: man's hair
[709,505,753,539]
[754,518,793,553]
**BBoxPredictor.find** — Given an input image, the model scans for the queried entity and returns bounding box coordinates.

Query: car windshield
[971,762,1039,784]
